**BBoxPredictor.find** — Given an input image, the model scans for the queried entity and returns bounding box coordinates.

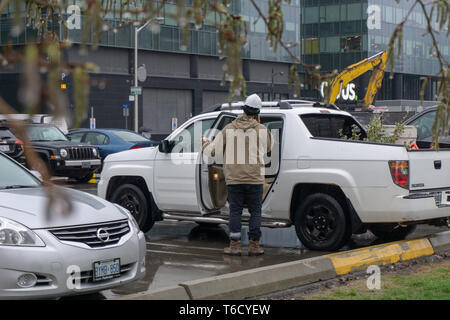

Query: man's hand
[202,137,209,147]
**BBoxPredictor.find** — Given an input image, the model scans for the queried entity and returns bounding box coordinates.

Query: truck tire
[294,193,351,251]
[370,224,417,242]
[110,184,154,233]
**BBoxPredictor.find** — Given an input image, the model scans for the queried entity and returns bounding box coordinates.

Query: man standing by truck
[202,94,272,256]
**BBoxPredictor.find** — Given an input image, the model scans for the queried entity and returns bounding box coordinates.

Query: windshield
[408,110,436,141]
[0,154,40,189]
[112,130,149,142]
[26,125,68,142]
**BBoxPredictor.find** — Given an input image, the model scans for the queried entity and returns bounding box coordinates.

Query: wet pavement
[59,179,448,300]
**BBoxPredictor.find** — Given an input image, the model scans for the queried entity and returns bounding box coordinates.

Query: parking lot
[62,179,448,300]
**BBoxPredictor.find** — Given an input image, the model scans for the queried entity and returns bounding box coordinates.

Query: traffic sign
[131,86,142,95]
[137,65,147,82]
[122,104,130,117]
[171,118,178,131]
[90,118,96,129]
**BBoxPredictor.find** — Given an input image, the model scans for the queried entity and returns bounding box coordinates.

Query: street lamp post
[271,68,284,101]
[134,17,163,132]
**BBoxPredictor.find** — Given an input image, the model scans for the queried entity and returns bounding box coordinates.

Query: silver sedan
[0,152,146,299]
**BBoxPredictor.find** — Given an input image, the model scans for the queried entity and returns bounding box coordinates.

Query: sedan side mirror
[158,140,172,153]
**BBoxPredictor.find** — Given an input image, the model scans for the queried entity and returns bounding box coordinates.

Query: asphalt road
[60,179,448,300]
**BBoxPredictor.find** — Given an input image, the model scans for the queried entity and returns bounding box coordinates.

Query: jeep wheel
[294,193,351,251]
[110,184,154,233]
[370,224,417,242]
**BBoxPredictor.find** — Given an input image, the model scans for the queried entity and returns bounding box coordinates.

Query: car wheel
[370,224,417,242]
[74,173,94,183]
[110,184,154,232]
[294,193,351,251]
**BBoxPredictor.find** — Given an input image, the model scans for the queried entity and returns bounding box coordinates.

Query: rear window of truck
[300,114,366,140]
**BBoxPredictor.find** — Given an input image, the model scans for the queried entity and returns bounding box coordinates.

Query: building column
[392,73,403,100]
[424,77,432,101]
[190,55,199,79]
[192,88,203,116]
[242,59,250,81]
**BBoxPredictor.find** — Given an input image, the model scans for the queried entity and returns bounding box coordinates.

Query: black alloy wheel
[295,193,351,251]
[110,184,154,232]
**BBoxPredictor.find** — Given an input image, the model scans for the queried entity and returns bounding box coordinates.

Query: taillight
[130,146,142,150]
[15,140,23,150]
[389,161,409,189]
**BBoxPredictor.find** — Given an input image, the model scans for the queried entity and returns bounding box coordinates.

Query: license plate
[93,258,121,282]
[0,145,9,152]
[82,161,91,168]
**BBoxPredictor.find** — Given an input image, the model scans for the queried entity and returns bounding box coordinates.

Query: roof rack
[219,99,314,111]
[312,102,340,110]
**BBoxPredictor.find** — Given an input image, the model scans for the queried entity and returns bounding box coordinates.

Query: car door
[84,132,111,159]
[153,116,216,213]
[196,112,237,214]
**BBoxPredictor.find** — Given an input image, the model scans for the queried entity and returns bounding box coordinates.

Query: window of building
[322,36,339,53]
[326,5,340,22]
[340,36,361,52]
[395,8,404,24]
[340,4,347,21]
[385,7,394,23]
[304,7,319,24]
[347,3,362,20]
[304,38,319,54]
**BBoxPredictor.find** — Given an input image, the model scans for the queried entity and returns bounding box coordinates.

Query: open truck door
[196,112,237,214]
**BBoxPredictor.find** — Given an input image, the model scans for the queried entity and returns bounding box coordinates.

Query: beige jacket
[203,115,272,185]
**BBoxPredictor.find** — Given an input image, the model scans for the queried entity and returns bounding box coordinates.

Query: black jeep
[0,122,25,164]
[22,124,101,183]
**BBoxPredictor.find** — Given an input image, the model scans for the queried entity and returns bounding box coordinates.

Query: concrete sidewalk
[115,230,450,300]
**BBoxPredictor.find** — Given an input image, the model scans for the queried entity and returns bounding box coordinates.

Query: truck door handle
[434,160,441,170]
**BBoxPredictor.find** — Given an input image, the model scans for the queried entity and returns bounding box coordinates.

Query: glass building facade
[301,0,449,103]
[0,0,300,63]
[301,0,369,72]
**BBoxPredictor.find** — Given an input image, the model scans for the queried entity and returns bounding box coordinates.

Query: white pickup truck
[98,101,450,251]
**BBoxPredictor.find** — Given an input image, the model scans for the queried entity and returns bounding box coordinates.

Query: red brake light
[320,110,330,114]
[389,161,409,189]
[15,140,23,150]
[130,146,142,150]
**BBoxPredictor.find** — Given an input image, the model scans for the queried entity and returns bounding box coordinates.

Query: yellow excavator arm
[324,51,387,108]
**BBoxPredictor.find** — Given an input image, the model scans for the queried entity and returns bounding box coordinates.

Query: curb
[114,231,449,300]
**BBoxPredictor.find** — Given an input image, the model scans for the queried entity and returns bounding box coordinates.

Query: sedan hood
[0,187,126,229]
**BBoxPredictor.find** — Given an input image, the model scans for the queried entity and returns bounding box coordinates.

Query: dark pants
[227,184,263,241]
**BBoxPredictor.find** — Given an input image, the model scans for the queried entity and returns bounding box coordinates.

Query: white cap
[243,94,262,115]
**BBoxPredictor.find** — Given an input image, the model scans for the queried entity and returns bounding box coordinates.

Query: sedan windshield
[0,154,40,189]
[112,130,149,142]
[26,125,68,142]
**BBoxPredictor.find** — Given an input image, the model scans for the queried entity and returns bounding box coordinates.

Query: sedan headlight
[114,204,140,233]
[0,217,45,247]
[59,148,68,158]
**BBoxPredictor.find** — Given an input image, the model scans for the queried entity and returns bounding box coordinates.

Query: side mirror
[158,140,171,153]
[66,135,71,141]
